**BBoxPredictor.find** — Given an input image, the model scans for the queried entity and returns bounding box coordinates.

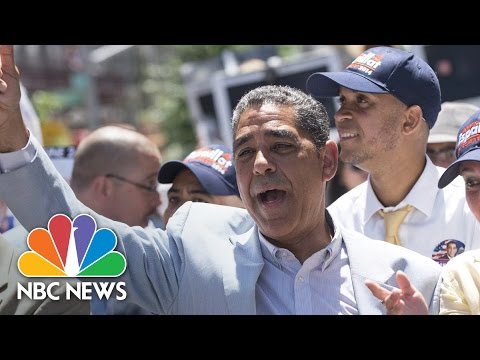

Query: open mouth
[257,189,287,204]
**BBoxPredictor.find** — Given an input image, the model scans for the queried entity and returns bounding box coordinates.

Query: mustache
[251,173,287,191]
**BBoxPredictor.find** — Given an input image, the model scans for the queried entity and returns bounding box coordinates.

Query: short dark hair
[231,85,330,153]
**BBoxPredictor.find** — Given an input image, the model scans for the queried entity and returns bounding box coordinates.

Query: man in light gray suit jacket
[0,45,440,315]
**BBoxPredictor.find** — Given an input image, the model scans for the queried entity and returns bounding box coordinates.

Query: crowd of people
[0,44,479,315]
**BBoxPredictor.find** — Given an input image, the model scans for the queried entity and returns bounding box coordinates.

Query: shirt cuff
[0,130,38,173]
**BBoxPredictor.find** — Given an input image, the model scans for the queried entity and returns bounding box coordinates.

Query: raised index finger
[395,270,416,297]
[0,45,16,74]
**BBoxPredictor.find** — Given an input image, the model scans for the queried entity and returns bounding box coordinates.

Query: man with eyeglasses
[69,125,163,315]
[0,126,158,315]
[427,102,479,168]
[70,125,163,228]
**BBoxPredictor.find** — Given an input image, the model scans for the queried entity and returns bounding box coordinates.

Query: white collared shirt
[256,214,358,315]
[328,156,480,266]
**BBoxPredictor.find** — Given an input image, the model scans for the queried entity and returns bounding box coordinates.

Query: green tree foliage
[31,90,66,122]
[139,57,196,160]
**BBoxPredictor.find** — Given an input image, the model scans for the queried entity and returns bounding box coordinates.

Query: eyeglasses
[105,174,158,193]
[426,147,456,161]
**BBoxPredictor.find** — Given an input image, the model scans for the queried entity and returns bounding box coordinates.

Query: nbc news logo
[17,214,127,301]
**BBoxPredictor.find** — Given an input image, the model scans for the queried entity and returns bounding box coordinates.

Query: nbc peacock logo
[17,214,127,301]
[18,213,126,277]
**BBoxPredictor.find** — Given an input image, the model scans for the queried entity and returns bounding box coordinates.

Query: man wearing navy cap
[436,110,480,314]
[369,110,480,314]
[307,46,480,264]
[158,144,244,225]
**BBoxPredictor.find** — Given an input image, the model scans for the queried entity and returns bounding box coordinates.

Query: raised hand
[365,270,429,315]
[0,45,28,152]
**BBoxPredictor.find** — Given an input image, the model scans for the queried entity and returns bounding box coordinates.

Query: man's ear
[402,105,423,135]
[92,175,112,198]
[322,140,338,182]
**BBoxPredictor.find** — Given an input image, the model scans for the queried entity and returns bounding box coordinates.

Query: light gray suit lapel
[342,230,396,315]
[222,226,264,314]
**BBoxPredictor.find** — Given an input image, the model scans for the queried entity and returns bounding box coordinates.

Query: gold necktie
[378,205,413,246]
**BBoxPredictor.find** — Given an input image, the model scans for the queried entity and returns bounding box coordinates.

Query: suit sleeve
[0,137,184,314]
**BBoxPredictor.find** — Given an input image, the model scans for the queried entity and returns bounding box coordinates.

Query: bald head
[71,126,161,193]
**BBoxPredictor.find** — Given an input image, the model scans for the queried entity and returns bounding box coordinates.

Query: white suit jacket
[0,141,441,315]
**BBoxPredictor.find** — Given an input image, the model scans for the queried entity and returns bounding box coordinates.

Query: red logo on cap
[185,147,233,175]
[347,52,384,76]
[457,120,480,156]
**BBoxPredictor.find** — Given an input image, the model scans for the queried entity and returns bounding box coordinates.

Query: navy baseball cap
[306,46,441,129]
[158,144,239,196]
[438,110,480,188]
